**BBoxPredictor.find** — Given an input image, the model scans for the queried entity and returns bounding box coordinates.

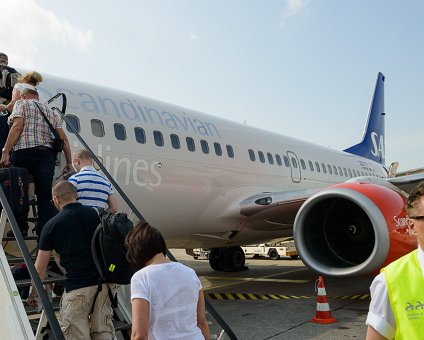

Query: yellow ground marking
[202,267,308,291]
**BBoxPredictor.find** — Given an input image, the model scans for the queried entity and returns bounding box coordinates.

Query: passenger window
[348,169,352,177]
[327,164,332,174]
[226,145,234,158]
[65,114,80,133]
[186,137,195,152]
[300,159,306,170]
[333,166,338,175]
[275,154,282,166]
[153,130,164,146]
[248,149,256,161]
[258,151,265,163]
[315,162,320,173]
[114,123,126,141]
[338,167,343,176]
[201,140,209,154]
[170,134,180,149]
[267,152,274,165]
[134,127,146,144]
[91,119,105,137]
[283,155,290,167]
[322,163,327,174]
[308,161,314,171]
[214,142,222,156]
[343,168,348,177]
[291,157,298,168]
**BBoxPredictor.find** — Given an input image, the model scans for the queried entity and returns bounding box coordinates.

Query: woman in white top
[126,221,210,340]
[0,70,43,112]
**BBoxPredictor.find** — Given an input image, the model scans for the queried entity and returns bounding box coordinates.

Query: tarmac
[171,249,373,340]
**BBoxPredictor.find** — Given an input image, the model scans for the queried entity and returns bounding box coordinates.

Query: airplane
[27,71,421,276]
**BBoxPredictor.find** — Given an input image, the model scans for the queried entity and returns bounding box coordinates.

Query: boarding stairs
[0,93,237,339]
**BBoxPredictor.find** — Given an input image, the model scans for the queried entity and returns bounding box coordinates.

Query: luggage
[91,209,134,285]
[0,65,21,103]
[0,166,29,233]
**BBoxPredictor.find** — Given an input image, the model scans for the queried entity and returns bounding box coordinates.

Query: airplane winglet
[344,73,385,165]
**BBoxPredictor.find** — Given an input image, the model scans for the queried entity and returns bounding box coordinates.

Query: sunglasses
[409,216,424,220]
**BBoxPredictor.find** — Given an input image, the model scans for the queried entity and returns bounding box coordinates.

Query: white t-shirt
[131,261,204,340]
[366,246,424,339]
[14,83,36,92]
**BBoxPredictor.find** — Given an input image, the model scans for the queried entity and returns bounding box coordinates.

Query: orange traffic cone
[311,276,337,324]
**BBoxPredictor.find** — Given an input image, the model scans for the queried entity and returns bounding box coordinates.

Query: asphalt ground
[170,249,373,340]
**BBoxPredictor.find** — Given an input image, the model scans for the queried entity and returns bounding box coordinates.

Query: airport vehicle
[14,72,424,277]
[192,248,211,259]
[242,241,298,260]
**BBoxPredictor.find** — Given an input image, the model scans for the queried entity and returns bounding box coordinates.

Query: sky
[2,0,423,171]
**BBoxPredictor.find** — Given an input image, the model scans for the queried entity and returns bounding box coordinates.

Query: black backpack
[91,209,134,285]
[0,66,21,102]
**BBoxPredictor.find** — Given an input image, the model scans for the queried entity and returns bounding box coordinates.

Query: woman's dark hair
[125,221,167,270]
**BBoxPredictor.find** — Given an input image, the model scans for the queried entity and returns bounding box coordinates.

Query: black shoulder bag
[34,102,64,153]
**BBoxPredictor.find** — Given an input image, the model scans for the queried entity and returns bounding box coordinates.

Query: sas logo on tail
[370,132,385,160]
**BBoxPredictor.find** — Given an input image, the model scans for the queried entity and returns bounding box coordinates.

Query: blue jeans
[12,147,56,236]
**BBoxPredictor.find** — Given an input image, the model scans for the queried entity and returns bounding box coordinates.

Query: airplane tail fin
[344,73,385,165]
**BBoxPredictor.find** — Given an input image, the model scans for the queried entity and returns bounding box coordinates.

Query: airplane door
[287,151,301,183]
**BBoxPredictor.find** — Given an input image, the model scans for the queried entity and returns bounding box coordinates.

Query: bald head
[52,180,77,205]
[73,149,93,171]
[21,88,39,100]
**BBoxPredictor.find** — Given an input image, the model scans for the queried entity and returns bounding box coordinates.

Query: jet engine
[293,182,414,277]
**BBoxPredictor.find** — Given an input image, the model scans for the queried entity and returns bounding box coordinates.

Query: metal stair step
[15,275,66,288]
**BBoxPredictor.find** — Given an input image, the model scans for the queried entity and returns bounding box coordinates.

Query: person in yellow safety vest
[366,181,424,340]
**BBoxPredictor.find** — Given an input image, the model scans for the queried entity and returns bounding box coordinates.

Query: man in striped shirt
[68,149,117,213]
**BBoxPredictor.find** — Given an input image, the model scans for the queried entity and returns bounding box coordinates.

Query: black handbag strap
[34,101,60,139]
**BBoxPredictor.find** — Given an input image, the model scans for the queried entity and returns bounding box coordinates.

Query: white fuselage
[38,74,387,248]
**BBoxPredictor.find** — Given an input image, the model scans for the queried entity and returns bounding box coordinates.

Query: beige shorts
[59,284,117,340]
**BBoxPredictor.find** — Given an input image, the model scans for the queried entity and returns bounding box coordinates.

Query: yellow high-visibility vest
[383,249,424,340]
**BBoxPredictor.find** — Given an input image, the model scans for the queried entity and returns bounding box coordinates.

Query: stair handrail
[0,186,65,340]
[49,92,238,340]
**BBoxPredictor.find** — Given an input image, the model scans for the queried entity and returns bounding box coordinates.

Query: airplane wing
[239,188,320,231]
[388,173,424,194]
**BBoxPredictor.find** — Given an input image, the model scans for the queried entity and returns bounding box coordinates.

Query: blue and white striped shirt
[68,166,113,209]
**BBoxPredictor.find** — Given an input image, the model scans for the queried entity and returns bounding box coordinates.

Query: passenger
[27,181,116,339]
[1,70,43,113]
[366,181,424,340]
[68,149,118,213]
[0,52,20,151]
[126,221,210,340]
[0,87,72,237]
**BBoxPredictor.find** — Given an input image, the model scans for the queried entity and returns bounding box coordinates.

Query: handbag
[34,102,64,153]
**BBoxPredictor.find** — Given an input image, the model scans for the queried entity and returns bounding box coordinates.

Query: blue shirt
[68,166,113,209]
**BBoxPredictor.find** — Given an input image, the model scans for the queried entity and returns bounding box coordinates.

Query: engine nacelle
[293,182,415,277]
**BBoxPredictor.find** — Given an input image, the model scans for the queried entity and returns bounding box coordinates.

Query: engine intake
[294,183,408,277]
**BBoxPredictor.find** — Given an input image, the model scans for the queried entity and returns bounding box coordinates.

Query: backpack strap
[90,281,118,314]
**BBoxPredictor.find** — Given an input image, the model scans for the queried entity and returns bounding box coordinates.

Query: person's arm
[107,193,118,213]
[0,117,24,166]
[197,290,210,340]
[366,326,390,340]
[55,127,72,173]
[131,298,150,340]
[27,250,52,307]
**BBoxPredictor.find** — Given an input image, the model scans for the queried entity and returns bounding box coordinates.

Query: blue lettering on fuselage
[38,85,221,139]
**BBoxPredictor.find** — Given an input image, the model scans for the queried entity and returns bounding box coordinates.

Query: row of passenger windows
[248,149,377,178]
[65,115,235,158]
[65,115,378,178]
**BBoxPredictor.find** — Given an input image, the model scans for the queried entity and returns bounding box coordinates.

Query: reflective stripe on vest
[382,249,424,339]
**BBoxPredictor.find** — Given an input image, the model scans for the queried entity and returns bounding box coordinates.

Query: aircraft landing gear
[208,246,247,272]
